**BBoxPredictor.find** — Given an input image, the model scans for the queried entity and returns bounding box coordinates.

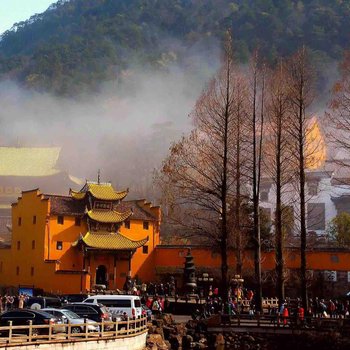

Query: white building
[260,118,350,236]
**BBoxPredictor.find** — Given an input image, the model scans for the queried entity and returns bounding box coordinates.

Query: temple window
[282,206,294,236]
[75,217,81,226]
[260,207,271,227]
[31,267,34,276]
[260,191,269,202]
[32,240,35,249]
[56,241,63,250]
[57,216,64,225]
[33,215,36,224]
[308,182,319,196]
[16,266,19,275]
[18,217,21,226]
[94,201,112,210]
[17,241,20,250]
[307,203,325,230]
[124,221,130,229]
[143,221,149,230]
[143,246,149,254]
[330,255,339,263]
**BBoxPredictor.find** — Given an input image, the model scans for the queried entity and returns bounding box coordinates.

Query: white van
[83,295,142,318]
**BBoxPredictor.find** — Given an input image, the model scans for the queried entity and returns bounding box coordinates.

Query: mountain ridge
[0,0,349,95]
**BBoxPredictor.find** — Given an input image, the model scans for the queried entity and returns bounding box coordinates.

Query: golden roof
[0,147,61,177]
[70,190,86,200]
[306,117,327,170]
[73,231,148,250]
[87,209,132,223]
[71,183,128,201]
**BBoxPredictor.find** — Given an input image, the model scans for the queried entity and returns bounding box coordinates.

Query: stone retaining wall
[0,332,147,350]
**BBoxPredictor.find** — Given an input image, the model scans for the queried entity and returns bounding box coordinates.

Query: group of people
[0,294,29,312]
[310,298,350,318]
[143,295,169,315]
[265,297,350,326]
[123,278,176,298]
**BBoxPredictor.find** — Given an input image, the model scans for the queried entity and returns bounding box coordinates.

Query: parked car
[0,309,64,336]
[26,296,62,310]
[62,303,113,329]
[42,308,99,333]
[60,294,90,304]
[83,295,142,318]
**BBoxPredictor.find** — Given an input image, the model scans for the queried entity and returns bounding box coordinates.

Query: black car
[62,303,112,324]
[0,309,62,336]
[60,294,89,304]
[26,296,62,310]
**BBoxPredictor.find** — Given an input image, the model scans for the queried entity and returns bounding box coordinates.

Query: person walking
[282,303,289,326]
[18,294,25,309]
[328,299,336,318]
[151,297,162,316]
[297,303,305,326]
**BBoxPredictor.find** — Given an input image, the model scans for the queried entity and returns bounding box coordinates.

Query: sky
[0,0,54,34]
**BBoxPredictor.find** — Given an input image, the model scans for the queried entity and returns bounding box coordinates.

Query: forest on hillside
[0,0,349,95]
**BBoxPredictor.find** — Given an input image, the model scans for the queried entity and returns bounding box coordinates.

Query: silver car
[42,308,99,333]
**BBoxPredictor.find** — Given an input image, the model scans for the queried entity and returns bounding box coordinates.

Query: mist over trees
[1,0,350,95]
[156,35,323,305]
[1,0,350,302]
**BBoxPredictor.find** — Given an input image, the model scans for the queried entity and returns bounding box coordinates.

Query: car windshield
[100,306,109,313]
[62,310,80,319]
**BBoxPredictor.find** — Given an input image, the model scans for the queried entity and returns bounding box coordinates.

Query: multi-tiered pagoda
[71,181,148,289]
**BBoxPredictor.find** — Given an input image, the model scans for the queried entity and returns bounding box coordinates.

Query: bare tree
[230,72,251,276]
[328,51,350,165]
[156,34,240,300]
[287,47,315,310]
[264,60,294,304]
[249,51,266,312]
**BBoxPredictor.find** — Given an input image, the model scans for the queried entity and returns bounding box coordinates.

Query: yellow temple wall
[120,219,159,283]
[87,254,130,290]
[0,190,82,293]
[48,215,86,270]
[0,189,161,293]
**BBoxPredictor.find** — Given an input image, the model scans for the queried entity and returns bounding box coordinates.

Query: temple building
[0,147,82,241]
[0,181,160,294]
[260,117,350,236]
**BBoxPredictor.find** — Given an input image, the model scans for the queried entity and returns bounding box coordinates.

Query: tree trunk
[252,62,262,312]
[235,106,242,275]
[275,115,285,303]
[299,104,308,311]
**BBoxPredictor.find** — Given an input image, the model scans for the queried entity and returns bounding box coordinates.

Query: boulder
[175,324,187,337]
[215,333,225,350]
[242,335,255,343]
[169,334,181,350]
[148,334,168,350]
[182,334,194,349]
[148,325,157,334]
[155,327,165,338]
[163,325,174,340]
[162,313,175,325]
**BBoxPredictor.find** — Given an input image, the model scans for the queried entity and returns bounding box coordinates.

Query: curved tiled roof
[70,190,86,200]
[73,231,148,250]
[116,201,158,221]
[45,194,85,216]
[45,195,158,221]
[71,183,128,201]
[87,209,132,223]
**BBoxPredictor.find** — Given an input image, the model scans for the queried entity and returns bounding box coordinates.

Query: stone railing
[0,316,148,346]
